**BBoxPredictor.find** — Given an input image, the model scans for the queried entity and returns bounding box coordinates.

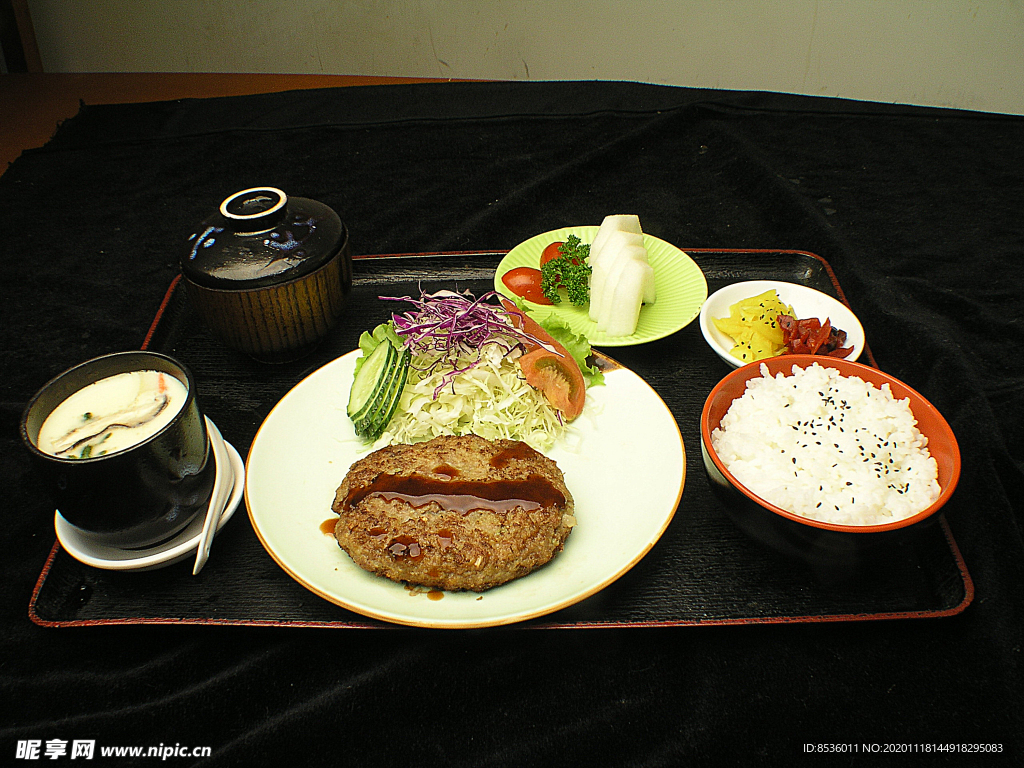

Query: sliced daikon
[640,260,656,305]
[589,230,646,321]
[590,214,643,261]
[596,243,648,332]
[599,258,647,336]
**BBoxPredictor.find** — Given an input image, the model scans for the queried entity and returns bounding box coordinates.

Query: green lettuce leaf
[536,316,605,387]
[355,321,403,374]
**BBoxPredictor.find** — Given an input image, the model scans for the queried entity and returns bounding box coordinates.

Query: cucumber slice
[347,340,397,423]
[357,349,411,439]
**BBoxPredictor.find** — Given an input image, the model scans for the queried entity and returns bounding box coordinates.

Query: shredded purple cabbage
[380,289,550,398]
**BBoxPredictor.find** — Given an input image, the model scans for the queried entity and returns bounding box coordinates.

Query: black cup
[20,351,216,549]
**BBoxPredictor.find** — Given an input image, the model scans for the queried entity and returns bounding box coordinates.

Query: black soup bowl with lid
[181,186,353,363]
[21,351,216,549]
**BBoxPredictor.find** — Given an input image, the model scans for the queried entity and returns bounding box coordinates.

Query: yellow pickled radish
[712,289,794,362]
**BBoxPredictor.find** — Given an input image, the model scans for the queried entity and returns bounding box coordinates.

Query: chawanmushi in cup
[21,351,216,549]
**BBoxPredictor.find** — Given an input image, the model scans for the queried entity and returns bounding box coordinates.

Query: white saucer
[54,420,245,571]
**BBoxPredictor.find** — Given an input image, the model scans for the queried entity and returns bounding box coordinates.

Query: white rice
[711,363,941,525]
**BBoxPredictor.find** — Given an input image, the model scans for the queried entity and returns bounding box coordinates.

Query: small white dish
[699,280,865,369]
[54,421,244,571]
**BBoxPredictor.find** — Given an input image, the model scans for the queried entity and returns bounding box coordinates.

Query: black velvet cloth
[2,81,1022,765]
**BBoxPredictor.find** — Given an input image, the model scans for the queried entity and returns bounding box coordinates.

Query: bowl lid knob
[181,187,345,290]
[219,187,289,233]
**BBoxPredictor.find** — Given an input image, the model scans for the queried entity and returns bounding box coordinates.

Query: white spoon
[193,417,232,575]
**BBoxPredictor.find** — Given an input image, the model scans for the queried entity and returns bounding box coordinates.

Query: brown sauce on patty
[340,473,566,516]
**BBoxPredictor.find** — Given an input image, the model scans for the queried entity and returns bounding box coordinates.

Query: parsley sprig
[540,235,591,306]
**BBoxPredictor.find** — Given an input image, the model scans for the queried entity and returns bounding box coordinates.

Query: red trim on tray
[27,540,61,627]
[141,273,182,351]
[27,248,969,630]
[354,250,507,260]
[29,514,973,629]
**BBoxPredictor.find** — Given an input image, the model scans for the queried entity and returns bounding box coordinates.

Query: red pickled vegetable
[778,314,852,359]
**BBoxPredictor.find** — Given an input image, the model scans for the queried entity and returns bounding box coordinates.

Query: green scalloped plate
[495,226,708,347]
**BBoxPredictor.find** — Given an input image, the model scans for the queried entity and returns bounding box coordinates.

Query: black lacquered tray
[30,250,973,628]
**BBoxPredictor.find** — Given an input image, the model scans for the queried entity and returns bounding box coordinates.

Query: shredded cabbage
[376,343,567,451]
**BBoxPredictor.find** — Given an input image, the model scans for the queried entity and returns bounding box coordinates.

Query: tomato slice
[540,240,583,269]
[500,297,586,421]
[501,266,553,305]
[518,350,584,420]
[540,241,565,267]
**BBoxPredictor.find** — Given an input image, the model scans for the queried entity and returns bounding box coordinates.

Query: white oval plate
[495,226,708,347]
[54,419,244,571]
[699,279,865,368]
[245,350,685,628]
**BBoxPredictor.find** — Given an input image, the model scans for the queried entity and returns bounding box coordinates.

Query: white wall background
[27,0,1024,115]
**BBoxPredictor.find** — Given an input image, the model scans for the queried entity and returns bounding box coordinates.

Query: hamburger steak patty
[332,434,576,592]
